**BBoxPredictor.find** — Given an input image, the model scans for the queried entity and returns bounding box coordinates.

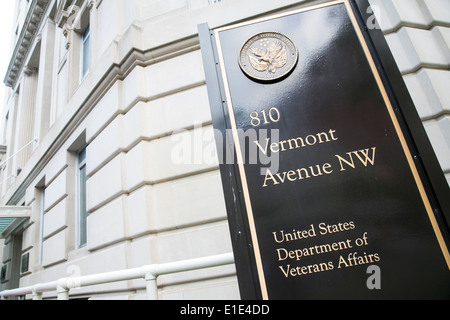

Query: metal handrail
[0,252,235,300]
[0,138,38,169]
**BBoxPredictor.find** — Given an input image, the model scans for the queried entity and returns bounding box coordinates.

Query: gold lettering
[287,137,306,149]
[353,147,376,167]
[254,129,339,156]
[263,169,279,187]
[297,168,310,180]
[287,170,297,182]
[336,147,376,171]
[262,163,333,188]
[323,163,333,174]
[254,138,270,155]
[270,142,280,153]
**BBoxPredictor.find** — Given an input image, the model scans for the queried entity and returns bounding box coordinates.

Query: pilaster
[14,68,38,172]
[34,18,56,142]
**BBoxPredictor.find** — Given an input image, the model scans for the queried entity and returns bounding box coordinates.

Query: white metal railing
[0,137,38,169]
[0,253,235,300]
[0,137,39,187]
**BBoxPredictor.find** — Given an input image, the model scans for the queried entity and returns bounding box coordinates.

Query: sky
[0,1,16,112]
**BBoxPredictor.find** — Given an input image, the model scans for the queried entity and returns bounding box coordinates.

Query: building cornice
[3,0,51,88]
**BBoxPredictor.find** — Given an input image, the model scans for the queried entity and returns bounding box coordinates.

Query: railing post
[145,272,158,300]
[57,279,70,300]
[32,290,43,300]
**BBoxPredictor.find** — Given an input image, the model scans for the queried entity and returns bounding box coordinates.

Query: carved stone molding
[4,0,51,88]
[23,66,37,76]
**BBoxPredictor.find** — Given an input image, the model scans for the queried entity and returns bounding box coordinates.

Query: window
[38,185,45,265]
[2,111,9,145]
[77,148,88,247]
[20,253,29,274]
[81,25,90,79]
[0,265,6,282]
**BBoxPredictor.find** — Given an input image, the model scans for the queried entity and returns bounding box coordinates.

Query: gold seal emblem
[239,32,298,81]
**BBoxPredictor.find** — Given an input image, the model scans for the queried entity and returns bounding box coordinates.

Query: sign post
[199,0,450,299]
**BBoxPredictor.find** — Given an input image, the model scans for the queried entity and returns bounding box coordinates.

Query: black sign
[199,0,450,299]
